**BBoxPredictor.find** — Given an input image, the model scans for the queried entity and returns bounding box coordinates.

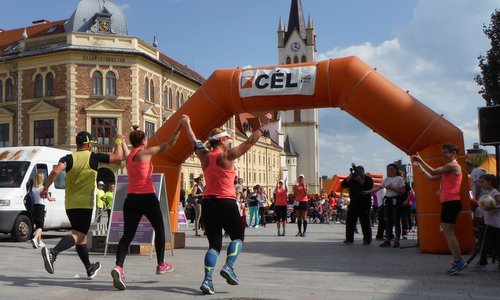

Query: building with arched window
[0,0,283,195]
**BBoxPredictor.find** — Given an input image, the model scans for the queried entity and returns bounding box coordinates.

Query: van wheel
[11,215,33,242]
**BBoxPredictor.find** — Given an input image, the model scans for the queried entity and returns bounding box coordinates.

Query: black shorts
[66,208,93,234]
[275,205,287,221]
[295,201,308,212]
[441,200,461,224]
[32,204,46,229]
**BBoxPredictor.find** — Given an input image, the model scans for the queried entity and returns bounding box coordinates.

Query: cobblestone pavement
[1,222,499,300]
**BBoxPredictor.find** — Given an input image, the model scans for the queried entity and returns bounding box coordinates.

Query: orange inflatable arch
[150,56,474,254]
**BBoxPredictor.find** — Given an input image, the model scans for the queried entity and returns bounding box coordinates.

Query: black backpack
[23,189,33,211]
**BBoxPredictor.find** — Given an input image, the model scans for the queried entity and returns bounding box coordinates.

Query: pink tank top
[203,149,237,200]
[295,184,308,202]
[126,147,155,194]
[276,187,287,206]
[440,161,462,203]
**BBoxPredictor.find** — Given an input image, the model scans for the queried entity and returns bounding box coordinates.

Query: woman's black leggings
[116,193,165,267]
[202,197,244,252]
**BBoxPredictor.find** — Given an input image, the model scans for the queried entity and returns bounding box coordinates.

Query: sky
[1,0,499,177]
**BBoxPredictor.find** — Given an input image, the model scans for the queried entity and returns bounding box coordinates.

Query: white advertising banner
[239,66,316,98]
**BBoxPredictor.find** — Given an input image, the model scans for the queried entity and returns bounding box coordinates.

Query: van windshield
[0,162,30,188]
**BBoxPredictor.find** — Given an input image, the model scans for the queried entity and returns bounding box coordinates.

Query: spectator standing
[477,174,500,271]
[31,172,56,249]
[104,182,115,228]
[274,178,288,236]
[342,166,374,245]
[258,187,268,227]
[247,185,260,228]
[192,176,205,236]
[294,174,309,237]
[95,181,105,223]
[374,187,386,240]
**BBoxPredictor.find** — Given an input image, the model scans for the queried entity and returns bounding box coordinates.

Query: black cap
[76,131,97,145]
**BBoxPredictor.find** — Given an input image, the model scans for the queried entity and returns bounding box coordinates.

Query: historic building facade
[0,0,282,196]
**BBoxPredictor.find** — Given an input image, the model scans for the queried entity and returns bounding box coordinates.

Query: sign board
[105,173,173,256]
[178,206,189,229]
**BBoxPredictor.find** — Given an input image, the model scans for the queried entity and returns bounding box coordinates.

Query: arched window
[150,79,155,102]
[34,74,43,98]
[106,71,116,96]
[163,86,169,108]
[293,56,299,63]
[144,77,150,100]
[0,80,3,102]
[168,88,173,108]
[301,55,307,63]
[176,91,181,108]
[92,71,103,95]
[286,57,291,64]
[45,73,54,97]
[5,78,13,101]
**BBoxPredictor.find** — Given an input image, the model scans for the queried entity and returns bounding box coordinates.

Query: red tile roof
[0,20,66,55]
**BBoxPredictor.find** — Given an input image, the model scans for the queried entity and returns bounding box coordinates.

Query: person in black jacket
[341,165,374,245]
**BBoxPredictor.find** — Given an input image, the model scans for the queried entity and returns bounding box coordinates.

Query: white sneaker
[255,225,259,228]
[31,238,38,249]
[38,240,45,248]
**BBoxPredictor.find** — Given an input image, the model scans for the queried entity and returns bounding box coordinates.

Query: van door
[44,163,69,229]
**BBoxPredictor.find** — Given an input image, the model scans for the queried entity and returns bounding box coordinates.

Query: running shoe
[41,247,56,274]
[156,262,174,274]
[447,259,467,275]
[86,262,101,279]
[31,238,38,249]
[220,265,239,285]
[38,240,45,248]
[200,279,215,294]
[111,266,126,290]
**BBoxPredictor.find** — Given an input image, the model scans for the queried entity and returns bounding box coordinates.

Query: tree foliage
[475,9,500,106]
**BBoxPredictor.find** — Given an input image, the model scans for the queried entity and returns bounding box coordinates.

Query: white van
[0,146,71,241]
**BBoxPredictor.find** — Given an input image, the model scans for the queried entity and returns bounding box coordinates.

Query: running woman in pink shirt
[111,117,185,290]
[411,143,467,275]
[182,114,272,295]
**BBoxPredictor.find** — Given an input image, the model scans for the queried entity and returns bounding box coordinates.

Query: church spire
[285,0,306,42]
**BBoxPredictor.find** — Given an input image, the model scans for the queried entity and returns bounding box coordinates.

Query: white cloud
[317,0,498,177]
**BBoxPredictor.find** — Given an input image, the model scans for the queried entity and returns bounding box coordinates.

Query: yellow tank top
[66,151,97,209]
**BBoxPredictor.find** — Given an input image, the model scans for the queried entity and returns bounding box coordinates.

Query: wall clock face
[291,42,301,52]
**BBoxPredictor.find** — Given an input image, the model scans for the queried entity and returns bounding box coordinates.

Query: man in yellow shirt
[95,181,105,223]
[104,182,115,227]
[40,131,125,279]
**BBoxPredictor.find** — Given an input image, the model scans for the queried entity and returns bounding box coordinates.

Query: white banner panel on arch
[239,66,316,98]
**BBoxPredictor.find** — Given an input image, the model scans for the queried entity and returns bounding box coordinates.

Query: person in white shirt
[31,172,56,249]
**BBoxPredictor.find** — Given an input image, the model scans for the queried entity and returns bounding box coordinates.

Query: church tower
[277,0,320,193]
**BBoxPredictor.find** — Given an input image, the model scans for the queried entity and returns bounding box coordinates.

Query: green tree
[475,9,500,106]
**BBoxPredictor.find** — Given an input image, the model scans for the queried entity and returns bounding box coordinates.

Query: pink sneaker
[111,266,126,290]
[156,262,174,274]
